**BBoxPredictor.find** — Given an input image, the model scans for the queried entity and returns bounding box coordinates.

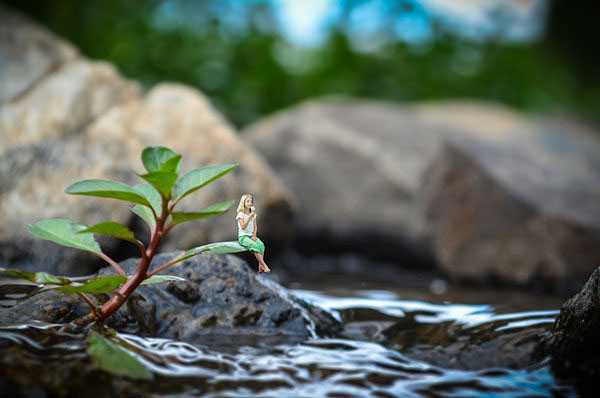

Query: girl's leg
[253,252,270,273]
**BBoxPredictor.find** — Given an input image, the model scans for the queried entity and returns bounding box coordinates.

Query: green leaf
[170,200,235,226]
[131,205,156,232]
[141,146,181,173]
[165,241,247,269]
[141,275,186,285]
[27,218,102,255]
[57,275,127,294]
[80,222,138,244]
[160,154,182,174]
[65,179,151,207]
[173,163,238,203]
[139,171,177,199]
[87,332,153,380]
[0,268,70,285]
[133,183,162,216]
[196,241,247,255]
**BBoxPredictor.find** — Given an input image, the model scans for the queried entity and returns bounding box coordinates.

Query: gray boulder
[0,5,77,104]
[421,121,600,292]
[243,99,435,262]
[243,99,538,263]
[0,6,293,275]
[85,84,293,253]
[0,252,340,342]
[245,98,600,291]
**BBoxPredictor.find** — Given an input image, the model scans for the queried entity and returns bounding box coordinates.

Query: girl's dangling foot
[259,261,271,273]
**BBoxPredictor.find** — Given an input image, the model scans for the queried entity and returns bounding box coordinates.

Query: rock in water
[545,267,600,379]
[0,252,340,342]
[0,6,292,275]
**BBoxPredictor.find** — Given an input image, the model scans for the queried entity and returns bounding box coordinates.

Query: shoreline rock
[0,252,341,343]
[545,266,600,380]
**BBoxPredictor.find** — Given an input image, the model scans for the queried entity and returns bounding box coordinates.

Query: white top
[236,211,255,237]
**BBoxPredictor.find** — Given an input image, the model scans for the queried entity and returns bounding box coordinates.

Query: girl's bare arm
[238,212,256,229]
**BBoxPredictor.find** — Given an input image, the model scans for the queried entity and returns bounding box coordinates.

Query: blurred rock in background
[2,2,600,295]
[0,5,293,275]
[244,99,600,294]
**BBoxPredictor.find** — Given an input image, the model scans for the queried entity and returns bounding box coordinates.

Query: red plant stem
[77,293,99,320]
[146,251,186,277]
[98,252,126,276]
[95,218,165,322]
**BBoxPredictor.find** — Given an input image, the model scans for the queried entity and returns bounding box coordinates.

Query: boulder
[545,266,600,379]
[243,99,435,263]
[0,252,341,342]
[0,59,140,151]
[244,98,600,291]
[421,122,600,293]
[85,84,293,253]
[0,134,148,275]
[0,6,293,275]
[0,5,77,104]
[243,99,537,263]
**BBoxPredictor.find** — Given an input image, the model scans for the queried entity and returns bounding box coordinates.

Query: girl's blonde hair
[237,193,254,214]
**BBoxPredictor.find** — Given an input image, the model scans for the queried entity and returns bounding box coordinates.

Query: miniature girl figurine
[236,193,271,273]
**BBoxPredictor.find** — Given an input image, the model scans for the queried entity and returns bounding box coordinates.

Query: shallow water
[0,278,578,397]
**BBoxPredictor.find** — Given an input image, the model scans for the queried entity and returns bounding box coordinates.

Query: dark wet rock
[382,314,550,370]
[545,267,600,379]
[0,252,341,343]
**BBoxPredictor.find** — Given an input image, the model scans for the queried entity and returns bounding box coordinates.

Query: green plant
[1,146,247,328]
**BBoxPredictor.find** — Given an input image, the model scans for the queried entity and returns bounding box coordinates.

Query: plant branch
[93,207,168,323]
[163,223,175,235]
[147,252,187,277]
[98,252,126,276]
[77,293,100,320]
[72,190,177,327]
[134,239,147,260]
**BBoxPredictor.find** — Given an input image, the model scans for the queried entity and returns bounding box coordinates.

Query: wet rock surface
[0,252,341,342]
[545,266,600,380]
[383,317,549,370]
[0,264,572,398]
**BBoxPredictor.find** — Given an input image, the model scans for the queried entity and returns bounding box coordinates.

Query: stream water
[0,275,578,397]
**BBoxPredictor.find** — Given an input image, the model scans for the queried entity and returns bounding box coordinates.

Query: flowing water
[0,276,578,397]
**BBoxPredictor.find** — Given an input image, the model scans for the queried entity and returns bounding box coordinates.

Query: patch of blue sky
[152,0,547,46]
[274,0,341,47]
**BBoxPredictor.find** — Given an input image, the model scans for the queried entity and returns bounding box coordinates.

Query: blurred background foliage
[4,0,600,128]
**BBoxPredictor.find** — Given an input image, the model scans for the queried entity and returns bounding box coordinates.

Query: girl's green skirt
[238,235,265,254]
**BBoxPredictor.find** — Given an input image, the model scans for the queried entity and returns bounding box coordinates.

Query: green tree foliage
[4,0,599,126]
